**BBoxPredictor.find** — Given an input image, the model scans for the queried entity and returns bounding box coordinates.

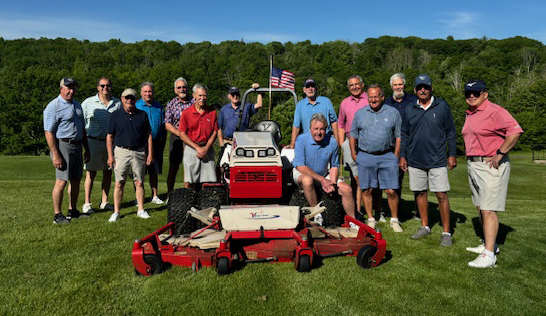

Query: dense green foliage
[1,36,545,154]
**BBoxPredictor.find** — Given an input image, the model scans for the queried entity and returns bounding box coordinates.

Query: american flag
[271,66,295,90]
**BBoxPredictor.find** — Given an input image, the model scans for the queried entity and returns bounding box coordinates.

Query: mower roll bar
[241,87,298,107]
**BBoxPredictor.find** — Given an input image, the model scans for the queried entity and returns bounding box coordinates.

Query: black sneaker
[53,213,70,224]
[67,209,89,219]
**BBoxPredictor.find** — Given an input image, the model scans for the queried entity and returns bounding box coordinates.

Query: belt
[59,138,82,145]
[363,148,393,155]
[223,137,233,141]
[118,145,143,151]
[87,135,106,141]
[467,156,491,162]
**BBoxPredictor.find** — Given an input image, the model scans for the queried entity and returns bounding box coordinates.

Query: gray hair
[97,77,111,86]
[347,75,364,86]
[174,77,188,88]
[140,82,154,91]
[389,73,406,86]
[309,113,328,128]
[368,84,385,97]
[192,83,208,93]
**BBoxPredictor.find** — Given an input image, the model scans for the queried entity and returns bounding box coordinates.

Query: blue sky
[1,0,545,44]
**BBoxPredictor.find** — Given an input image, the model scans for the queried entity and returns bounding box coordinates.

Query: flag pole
[269,55,273,120]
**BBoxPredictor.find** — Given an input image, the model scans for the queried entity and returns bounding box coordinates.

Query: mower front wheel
[217,257,230,276]
[135,254,164,276]
[297,255,311,273]
[356,245,377,269]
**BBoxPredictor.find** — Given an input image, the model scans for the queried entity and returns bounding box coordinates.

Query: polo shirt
[43,95,85,140]
[350,104,401,153]
[136,99,165,140]
[108,107,151,148]
[400,96,457,169]
[165,97,193,130]
[384,93,416,125]
[179,105,218,144]
[293,96,338,134]
[462,100,523,157]
[338,93,368,137]
[293,133,339,177]
[218,102,258,138]
[81,94,121,137]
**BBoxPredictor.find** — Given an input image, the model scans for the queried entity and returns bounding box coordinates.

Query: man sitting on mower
[292,113,356,223]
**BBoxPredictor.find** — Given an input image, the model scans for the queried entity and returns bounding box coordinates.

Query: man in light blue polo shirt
[136,82,165,204]
[350,84,403,232]
[287,78,338,148]
[293,113,355,220]
[81,77,121,214]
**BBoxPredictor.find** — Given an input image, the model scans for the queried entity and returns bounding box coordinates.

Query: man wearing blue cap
[399,74,457,246]
[218,84,262,146]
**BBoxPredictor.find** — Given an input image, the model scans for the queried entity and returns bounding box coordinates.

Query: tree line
[0,36,545,155]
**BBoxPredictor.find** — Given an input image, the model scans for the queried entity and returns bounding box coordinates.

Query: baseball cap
[60,77,77,87]
[228,87,240,95]
[464,80,487,92]
[121,88,137,98]
[414,74,432,87]
[304,78,316,88]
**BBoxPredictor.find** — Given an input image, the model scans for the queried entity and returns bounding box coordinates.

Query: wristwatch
[496,149,507,156]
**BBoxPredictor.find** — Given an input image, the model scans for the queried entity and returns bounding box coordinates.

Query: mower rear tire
[297,255,311,273]
[320,193,345,227]
[197,186,227,228]
[217,257,230,275]
[167,188,197,235]
[357,245,377,269]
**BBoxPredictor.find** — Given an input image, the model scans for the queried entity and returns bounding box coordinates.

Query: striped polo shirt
[81,94,121,138]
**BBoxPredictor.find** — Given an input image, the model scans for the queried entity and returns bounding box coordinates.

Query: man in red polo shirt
[462,79,523,268]
[178,83,218,187]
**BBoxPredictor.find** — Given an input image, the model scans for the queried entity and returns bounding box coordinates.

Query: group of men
[44,71,522,268]
[288,73,522,268]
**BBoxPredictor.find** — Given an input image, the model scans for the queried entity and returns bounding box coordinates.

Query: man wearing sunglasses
[399,74,457,246]
[81,77,121,215]
[462,80,523,268]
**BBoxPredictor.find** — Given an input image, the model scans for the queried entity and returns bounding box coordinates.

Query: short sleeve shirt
[462,100,523,156]
[179,105,219,144]
[218,102,258,138]
[43,95,85,140]
[293,96,338,134]
[350,105,402,153]
[108,107,151,148]
[293,133,339,177]
[81,94,121,137]
[165,97,193,130]
[338,93,368,136]
[136,99,165,140]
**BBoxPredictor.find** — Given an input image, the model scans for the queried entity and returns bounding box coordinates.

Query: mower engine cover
[219,205,300,230]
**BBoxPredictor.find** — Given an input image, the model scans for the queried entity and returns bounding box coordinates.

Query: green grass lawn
[0,152,545,316]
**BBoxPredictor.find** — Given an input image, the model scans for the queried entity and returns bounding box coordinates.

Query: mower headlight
[258,150,267,157]
[266,147,276,156]
[245,150,254,157]
[236,148,245,156]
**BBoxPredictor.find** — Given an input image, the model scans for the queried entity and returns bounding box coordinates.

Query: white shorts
[292,168,343,188]
[183,146,217,183]
[113,146,146,183]
[467,157,510,212]
[408,166,450,192]
[341,139,358,176]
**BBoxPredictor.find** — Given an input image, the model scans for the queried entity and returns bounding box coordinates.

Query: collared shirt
[81,94,121,138]
[338,93,368,137]
[350,104,401,153]
[418,96,435,111]
[293,133,339,177]
[179,105,218,144]
[43,95,85,140]
[108,107,150,148]
[384,93,417,125]
[136,99,165,140]
[218,102,258,138]
[462,100,523,157]
[293,96,338,134]
[165,97,193,130]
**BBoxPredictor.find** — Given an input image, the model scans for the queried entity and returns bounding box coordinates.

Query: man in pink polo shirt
[462,79,523,268]
[338,75,368,219]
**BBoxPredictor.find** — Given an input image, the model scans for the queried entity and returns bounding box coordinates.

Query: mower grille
[234,171,278,182]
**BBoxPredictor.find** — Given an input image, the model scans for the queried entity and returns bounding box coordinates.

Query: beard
[393,90,405,99]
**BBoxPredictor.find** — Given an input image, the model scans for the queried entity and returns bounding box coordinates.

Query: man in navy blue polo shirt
[107,88,153,222]
[400,74,457,246]
[218,84,262,146]
[350,84,403,232]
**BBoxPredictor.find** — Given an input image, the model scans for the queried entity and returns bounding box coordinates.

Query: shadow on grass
[471,217,515,245]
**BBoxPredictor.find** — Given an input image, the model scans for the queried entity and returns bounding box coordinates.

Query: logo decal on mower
[249,212,281,220]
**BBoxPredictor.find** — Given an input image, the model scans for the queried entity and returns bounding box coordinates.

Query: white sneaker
[390,220,403,233]
[367,218,376,229]
[99,202,114,211]
[313,213,323,226]
[379,212,387,223]
[137,210,151,219]
[468,253,497,268]
[151,196,164,205]
[108,213,120,222]
[466,244,500,254]
[349,222,359,231]
[82,203,93,214]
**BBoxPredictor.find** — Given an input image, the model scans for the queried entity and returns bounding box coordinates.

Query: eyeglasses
[415,84,431,91]
[230,94,240,97]
[99,84,111,88]
[465,91,482,98]
[124,96,136,101]
[176,86,187,89]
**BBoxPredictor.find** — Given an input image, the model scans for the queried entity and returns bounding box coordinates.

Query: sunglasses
[176,86,187,89]
[465,91,482,98]
[230,93,240,97]
[99,84,111,88]
[124,96,136,101]
[415,84,431,91]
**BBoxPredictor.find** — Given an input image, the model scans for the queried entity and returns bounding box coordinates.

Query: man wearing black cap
[287,78,338,148]
[44,78,90,224]
[218,83,262,146]
[462,79,523,268]
[399,74,457,246]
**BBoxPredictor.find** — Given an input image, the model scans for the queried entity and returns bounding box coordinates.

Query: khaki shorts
[183,146,217,183]
[341,138,358,176]
[85,138,110,171]
[113,146,146,183]
[467,157,510,211]
[292,168,343,188]
[408,166,450,192]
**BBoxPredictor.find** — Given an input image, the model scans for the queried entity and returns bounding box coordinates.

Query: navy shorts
[356,151,399,190]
